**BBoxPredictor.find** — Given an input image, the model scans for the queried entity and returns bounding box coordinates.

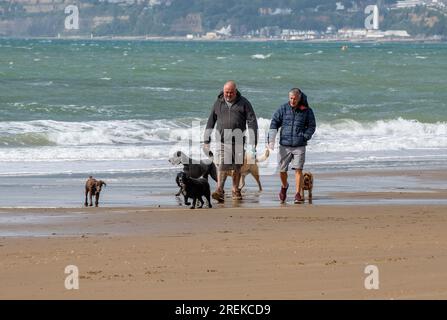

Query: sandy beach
[1,205,447,300]
[1,169,447,299]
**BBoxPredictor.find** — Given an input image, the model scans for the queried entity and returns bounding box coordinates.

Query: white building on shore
[281,29,318,40]
[338,28,410,39]
[393,0,425,9]
[337,28,367,38]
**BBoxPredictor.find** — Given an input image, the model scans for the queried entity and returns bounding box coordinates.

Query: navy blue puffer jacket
[268,93,316,147]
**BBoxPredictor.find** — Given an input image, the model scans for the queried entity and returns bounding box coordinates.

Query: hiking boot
[279,184,289,203]
[294,192,303,204]
[212,190,225,203]
[232,189,243,200]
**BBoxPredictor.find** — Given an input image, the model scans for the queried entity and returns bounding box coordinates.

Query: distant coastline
[1,35,446,44]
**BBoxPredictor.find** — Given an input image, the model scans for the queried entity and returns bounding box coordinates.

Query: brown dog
[220,149,270,192]
[84,176,106,207]
[301,172,313,203]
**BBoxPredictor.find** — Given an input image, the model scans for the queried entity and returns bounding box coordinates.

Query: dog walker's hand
[252,147,257,158]
[202,143,210,155]
[247,144,256,155]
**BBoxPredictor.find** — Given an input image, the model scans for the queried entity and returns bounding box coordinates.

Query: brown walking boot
[212,190,225,203]
[232,189,243,200]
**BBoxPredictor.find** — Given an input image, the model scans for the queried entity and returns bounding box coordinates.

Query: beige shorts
[278,145,306,172]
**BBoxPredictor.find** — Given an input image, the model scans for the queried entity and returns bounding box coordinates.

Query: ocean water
[1,39,447,207]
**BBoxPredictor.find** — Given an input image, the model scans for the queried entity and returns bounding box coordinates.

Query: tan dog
[84,176,107,207]
[220,149,270,191]
[301,172,313,203]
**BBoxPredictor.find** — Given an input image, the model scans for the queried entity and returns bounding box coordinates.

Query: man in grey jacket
[203,81,258,202]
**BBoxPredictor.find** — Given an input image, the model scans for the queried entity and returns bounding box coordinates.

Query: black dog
[178,172,212,209]
[169,151,217,199]
[176,172,191,205]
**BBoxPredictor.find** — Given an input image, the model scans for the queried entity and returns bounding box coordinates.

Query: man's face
[289,93,301,107]
[223,84,237,103]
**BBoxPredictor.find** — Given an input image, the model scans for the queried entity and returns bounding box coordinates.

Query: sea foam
[1,116,447,177]
[1,118,446,163]
[251,53,272,59]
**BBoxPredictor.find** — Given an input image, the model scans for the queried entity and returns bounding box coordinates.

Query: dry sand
[1,204,447,299]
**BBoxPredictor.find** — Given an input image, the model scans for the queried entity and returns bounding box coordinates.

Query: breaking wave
[0,117,446,164]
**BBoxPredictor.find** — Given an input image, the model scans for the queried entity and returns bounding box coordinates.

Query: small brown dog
[301,172,314,203]
[84,176,107,207]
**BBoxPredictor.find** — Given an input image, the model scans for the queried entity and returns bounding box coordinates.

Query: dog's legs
[89,191,93,207]
[238,174,246,191]
[95,193,100,207]
[190,197,196,209]
[198,196,204,208]
[309,189,313,204]
[183,194,191,206]
[84,188,88,207]
[204,185,212,209]
[255,175,263,192]
[252,166,262,191]
[206,193,212,208]
[175,187,182,197]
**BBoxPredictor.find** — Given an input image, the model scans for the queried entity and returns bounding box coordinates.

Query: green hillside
[0,0,446,37]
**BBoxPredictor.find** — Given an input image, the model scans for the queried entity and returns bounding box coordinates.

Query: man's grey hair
[289,88,302,96]
[224,80,237,89]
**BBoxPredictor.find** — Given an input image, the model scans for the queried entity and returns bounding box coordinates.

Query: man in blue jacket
[268,88,316,204]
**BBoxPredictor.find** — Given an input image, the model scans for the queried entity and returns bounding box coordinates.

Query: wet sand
[1,204,447,299]
[1,166,447,208]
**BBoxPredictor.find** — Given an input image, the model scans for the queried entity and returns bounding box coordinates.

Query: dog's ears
[176,151,182,157]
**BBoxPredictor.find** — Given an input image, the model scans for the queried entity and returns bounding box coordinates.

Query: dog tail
[209,163,218,182]
[256,149,270,163]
